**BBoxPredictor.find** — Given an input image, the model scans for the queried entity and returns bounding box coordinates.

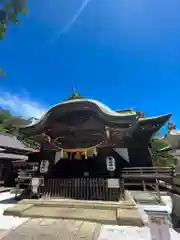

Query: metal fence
[39,178,120,201]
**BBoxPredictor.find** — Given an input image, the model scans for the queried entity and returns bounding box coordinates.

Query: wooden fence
[39,178,121,201]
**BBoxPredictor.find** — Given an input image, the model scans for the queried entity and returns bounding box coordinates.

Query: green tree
[0,108,29,132]
[0,108,39,149]
[0,0,28,39]
[151,138,176,167]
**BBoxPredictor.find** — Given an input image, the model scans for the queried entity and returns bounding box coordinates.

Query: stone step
[19,199,135,210]
[4,201,144,226]
[19,206,117,225]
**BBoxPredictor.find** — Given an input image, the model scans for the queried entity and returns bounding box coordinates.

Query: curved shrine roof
[131,113,172,139]
[19,91,172,149]
[19,98,139,136]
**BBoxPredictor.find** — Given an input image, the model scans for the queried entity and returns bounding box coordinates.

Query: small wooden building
[0,133,31,185]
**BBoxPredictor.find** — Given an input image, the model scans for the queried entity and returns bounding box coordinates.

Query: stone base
[4,204,33,217]
[19,199,135,210]
[116,208,144,226]
[4,191,143,226]
[13,206,117,225]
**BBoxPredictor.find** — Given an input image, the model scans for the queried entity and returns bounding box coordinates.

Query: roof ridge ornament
[67,86,85,100]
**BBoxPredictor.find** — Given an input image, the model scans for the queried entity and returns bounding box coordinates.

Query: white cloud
[50,0,92,44]
[60,0,91,34]
[0,91,47,119]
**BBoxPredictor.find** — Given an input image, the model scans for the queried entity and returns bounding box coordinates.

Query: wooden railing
[121,167,176,202]
[121,167,175,181]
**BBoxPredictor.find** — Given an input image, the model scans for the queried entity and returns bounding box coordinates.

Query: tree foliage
[0,0,27,39]
[150,126,176,167]
[0,108,40,149]
[151,138,176,167]
[167,120,176,133]
[152,151,176,167]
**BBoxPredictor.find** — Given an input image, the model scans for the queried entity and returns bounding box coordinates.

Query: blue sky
[0,0,180,127]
